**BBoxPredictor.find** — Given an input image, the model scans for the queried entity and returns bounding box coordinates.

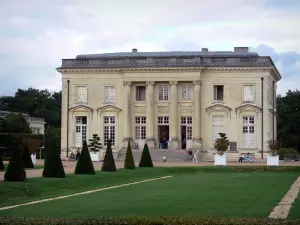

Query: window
[75,116,87,147]
[103,116,115,146]
[212,116,225,145]
[75,86,87,104]
[242,117,255,148]
[183,58,195,63]
[158,116,169,124]
[135,117,146,140]
[213,85,224,102]
[243,85,255,102]
[181,85,192,101]
[158,85,169,101]
[181,117,192,125]
[181,117,192,141]
[104,86,116,103]
[136,86,146,101]
[36,128,40,134]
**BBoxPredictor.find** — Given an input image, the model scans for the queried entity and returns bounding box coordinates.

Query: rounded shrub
[75,141,95,175]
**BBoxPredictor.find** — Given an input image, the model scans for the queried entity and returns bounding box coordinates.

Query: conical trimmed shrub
[0,153,5,171]
[75,141,95,175]
[124,140,135,169]
[43,137,65,178]
[4,138,26,181]
[101,140,116,172]
[139,143,153,167]
[22,141,34,169]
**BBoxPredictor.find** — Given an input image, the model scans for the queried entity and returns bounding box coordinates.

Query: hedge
[278,148,299,160]
[0,216,299,225]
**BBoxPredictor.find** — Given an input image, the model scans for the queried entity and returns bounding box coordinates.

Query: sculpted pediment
[69,105,93,113]
[235,104,261,115]
[97,104,122,115]
[206,104,231,116]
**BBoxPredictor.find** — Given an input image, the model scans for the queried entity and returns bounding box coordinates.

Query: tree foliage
[214,133,229,156]
[0,113,32,133]
[267,139,281,156]
[88,134,102,152]
[0,154,4,171]
[22,140,34,168]
[124,141,135,169]
[101,140,116,172]
[139,143,153,167]
[4,137,26,181]
[75,141,95,175]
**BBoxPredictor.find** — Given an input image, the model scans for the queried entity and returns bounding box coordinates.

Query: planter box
[267,155,279,166]
[31,153,37,165]
[214,153,227,166]
[90,152,100,162]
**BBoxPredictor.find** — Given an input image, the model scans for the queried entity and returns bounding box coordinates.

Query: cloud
[0,0,299,96]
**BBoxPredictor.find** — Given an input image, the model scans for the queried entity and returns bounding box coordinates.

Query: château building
[57,47,280,160]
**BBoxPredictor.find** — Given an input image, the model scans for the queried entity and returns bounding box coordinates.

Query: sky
[0,0,299,96]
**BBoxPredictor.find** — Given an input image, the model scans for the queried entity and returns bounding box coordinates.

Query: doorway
[181,117,193,149]
[158,125,169,149]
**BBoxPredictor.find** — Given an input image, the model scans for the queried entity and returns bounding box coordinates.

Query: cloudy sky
[0,0,299,96]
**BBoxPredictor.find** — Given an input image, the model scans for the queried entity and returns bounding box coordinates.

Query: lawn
[289,193,300,219]
[0,167,299,219]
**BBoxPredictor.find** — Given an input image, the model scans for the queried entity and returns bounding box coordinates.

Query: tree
[4,137,26,181]
[0,113,32,134]
[214,133,229,156]
[139,143,153,167]
[88,134,102,152]
[101,140,116,172]
[267,140,281,156]
[75,141,95,175]
[0,154,4,171]
[22,140,34,168]
[124,140,135,169]
[42,137,65,178]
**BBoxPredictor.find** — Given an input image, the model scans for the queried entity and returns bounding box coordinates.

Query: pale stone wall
[59,68,278,158]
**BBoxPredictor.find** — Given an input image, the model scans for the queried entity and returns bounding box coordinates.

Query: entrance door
[157,116,169,149]
[181,117,193,149]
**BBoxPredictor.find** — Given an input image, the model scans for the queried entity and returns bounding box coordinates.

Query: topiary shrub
[0,153,5,171]
[139,143,153,167]
[75,140,95,175]
[214,133,229,156]
[4,137,26,181]
[101,140,116,172]
[42,137,65,178]
[22,140,34,169]
[124,140,135,169]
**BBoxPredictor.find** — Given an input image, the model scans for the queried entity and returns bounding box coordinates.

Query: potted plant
[214,133,229,166]
[267,139,281,166]
[88,134,102,162]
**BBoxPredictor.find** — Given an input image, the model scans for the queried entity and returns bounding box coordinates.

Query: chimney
[234,47,249,52]
[202,48,208,52]
[132,48,138,53]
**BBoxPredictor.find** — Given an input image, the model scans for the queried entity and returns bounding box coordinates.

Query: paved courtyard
[1,160,300,181]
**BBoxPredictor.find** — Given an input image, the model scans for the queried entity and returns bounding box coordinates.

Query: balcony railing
[59,57,274,69]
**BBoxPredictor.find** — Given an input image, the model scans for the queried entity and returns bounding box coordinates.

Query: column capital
[123,81,132,86]
[193,80,202,86]
[169,80,178,86]
[146,81,155,86]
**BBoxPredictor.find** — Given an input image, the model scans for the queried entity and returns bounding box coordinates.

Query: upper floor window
[213,85,224,102]
[183,58,195,63]
[158,85,169,101]
[104,86,116,103]
[75,85,88,104]
[136,86,146,101]
[243,85,255,102]
[181,85,192,101]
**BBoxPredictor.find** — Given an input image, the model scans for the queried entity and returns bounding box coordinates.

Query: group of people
[69,151,81,161]
[239,152,256,162]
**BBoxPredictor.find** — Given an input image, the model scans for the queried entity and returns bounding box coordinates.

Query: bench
[239,153,256,162]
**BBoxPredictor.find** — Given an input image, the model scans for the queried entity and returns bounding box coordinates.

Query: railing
[59,57,274,69]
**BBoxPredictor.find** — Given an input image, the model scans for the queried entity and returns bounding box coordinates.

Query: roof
[76,51,259,59]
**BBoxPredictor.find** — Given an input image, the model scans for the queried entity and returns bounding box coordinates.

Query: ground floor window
[212,116,225,145]
[181,117,192,149]
[243,116,255,148]
[75,116,87,147]
[103,116,115,146]
[135,116,146,140]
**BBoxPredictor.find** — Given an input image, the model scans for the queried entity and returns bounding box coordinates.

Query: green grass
[289,193,300,219]
[3,164,43,170]
[0,167,299,218]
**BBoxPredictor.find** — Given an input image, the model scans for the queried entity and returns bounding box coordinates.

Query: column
[169,80,180,149]
[122,81,132,147]
[192,80,202,150]
[146,81,155,149]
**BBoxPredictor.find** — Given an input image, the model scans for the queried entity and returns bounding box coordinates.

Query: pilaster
[192,80,202,150]
[169,80,180,149]
[122,81,133,148]
[146,81,155,149]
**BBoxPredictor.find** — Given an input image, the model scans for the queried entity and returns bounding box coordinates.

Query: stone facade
[57,47,281,159]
